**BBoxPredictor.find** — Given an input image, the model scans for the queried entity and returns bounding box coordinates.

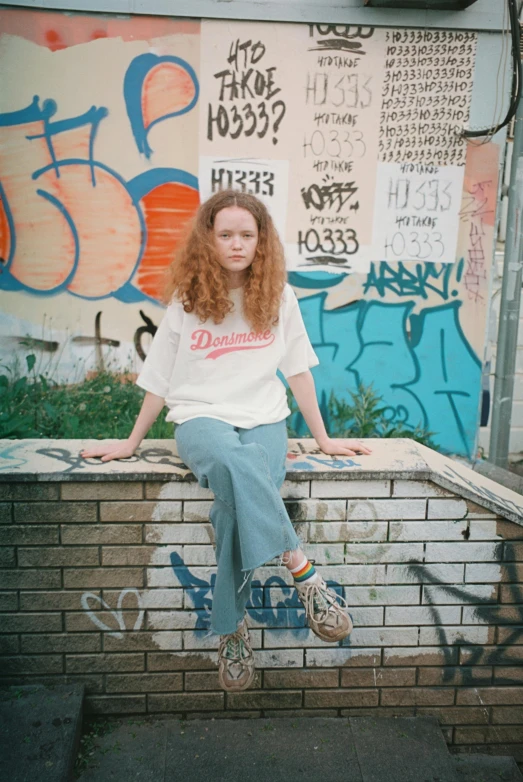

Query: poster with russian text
[200,21,476,271]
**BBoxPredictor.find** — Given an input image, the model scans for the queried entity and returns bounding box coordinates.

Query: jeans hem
[240,539,301,575]
[210,615,246,637]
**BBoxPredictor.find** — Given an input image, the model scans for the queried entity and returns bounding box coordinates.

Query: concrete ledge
[1,438,522,525]
[470,459,523,496]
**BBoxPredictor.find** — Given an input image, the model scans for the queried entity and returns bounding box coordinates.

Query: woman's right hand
[80,439,138,462]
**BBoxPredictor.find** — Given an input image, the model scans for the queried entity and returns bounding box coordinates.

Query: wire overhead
[462,0,522,139]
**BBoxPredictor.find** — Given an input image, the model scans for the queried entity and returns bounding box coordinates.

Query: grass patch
[1,354,173,440]
[73,718,122,779]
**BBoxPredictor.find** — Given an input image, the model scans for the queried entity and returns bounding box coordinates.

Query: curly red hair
[162,189,287,333]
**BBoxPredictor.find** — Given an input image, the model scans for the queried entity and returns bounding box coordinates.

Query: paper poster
[199,21,300,158]
[200,21,478,272]
[378,28,476,167]
[285,25,387,273]
[372,163,465,263]
[198,156,289,238]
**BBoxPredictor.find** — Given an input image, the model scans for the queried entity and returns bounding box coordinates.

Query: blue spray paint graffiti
[289,456,362,471]
[124,53,199,159]
[170,551,346,637]
[290,271,481,458]
[363,259,464,300]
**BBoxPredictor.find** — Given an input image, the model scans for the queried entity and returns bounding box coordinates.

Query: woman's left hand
[317,437,373,456]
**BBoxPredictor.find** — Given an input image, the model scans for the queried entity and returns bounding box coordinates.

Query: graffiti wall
[1,440,523,735]
[0,9,502,457]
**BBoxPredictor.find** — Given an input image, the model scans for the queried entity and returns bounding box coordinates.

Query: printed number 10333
[297,228,359,256]
[384,230,445,260]
[297,228,447,260]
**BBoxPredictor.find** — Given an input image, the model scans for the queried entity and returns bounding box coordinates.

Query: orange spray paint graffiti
[0,34,200,303]
[138,183,200,299]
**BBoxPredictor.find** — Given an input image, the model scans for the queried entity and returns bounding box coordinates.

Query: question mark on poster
[272,100,287,144]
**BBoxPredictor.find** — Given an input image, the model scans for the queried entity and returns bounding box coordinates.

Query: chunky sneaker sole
[218,618,255,691]
[296,575,353,643]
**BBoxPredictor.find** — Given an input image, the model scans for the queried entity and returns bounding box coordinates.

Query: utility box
[365,0,479,8]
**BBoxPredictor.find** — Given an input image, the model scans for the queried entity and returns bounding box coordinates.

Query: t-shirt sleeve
[277,286,320,379]
[135,304,181,399]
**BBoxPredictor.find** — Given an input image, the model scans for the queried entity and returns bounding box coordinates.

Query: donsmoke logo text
[190,328,275,359]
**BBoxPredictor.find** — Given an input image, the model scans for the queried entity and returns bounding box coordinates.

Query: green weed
[287,382,439,449]
[73,718,121,779]
[0,354,174,440]
[3,353,437,448]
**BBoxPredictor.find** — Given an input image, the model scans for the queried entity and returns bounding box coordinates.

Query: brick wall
[1,472,522,762]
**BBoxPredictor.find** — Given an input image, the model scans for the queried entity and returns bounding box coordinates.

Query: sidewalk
[74,714,522,782]
[3,683,521,782]
[75,716,360,782]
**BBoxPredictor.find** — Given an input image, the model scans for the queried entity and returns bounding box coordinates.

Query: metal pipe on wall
[488,92,523,467]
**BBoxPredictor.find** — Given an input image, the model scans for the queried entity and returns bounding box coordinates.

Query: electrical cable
[465,0,511,146]
[483,0,511,145]
[462,0,522,139]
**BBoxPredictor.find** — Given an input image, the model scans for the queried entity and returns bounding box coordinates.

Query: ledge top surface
[1,437,522,526]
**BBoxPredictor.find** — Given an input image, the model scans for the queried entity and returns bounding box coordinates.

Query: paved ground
[3,685,521,782]
[74,714,462,782]
[75,717,361,782]
[0,683,83,782]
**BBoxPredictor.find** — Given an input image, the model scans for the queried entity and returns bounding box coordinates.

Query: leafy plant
[287,382,439,449]
[2,353,436,448]
[0,355,174,440]
[74,718,121,778]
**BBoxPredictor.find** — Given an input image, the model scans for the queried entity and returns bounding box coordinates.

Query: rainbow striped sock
[291,557,317,584]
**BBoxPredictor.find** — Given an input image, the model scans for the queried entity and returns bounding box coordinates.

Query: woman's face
[213,206,259,287]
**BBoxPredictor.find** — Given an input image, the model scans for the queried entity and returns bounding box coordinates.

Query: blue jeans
[175,416,301,634]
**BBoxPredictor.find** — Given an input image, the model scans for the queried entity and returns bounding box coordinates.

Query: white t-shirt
[135,283,319,429]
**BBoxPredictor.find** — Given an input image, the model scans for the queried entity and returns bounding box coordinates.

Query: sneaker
[295,576,353,643]
[217,618,255,691]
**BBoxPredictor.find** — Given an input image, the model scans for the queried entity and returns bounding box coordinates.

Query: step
[76,716,363,782]
[452,752,523,782]
[349,715,460,782]
[0,683,84,782]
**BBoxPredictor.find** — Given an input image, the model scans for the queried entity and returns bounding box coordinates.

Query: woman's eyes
[219,233,254,238]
